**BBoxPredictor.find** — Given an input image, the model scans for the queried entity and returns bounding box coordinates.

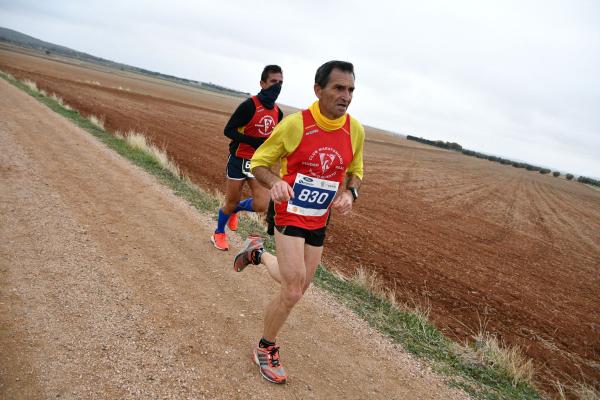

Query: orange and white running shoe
[210,232,229,251]
[233,235,263,272]
[253,345,287,384]
[227,213,238,231]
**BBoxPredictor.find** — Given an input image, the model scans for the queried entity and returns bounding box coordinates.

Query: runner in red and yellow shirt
[232,61,364,384]
[211,65,283,251]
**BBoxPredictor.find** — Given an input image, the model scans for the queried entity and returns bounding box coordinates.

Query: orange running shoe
[210,232,229,251]
[253,345,287,384]
[227,213,238,231]
[233,235,264,272]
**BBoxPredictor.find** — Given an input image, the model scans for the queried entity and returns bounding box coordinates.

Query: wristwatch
[348,187,358,202]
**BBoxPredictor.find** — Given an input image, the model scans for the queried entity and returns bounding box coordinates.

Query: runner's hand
[271,181,294,204]
[332,190,353,215]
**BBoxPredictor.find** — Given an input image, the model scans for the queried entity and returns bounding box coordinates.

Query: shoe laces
[267,346,281,367]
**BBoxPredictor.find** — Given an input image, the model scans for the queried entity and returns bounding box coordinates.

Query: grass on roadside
[88,114,105,129]
[116,130,182,178]
[5,70,589,400]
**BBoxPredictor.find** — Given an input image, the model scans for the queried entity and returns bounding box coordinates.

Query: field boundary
[1,71,546,400]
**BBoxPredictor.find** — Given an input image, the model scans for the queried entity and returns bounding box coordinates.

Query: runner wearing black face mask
[211,65,284,251]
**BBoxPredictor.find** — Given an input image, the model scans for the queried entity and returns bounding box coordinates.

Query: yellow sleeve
[347,116,365,180]
[250,112,304,174]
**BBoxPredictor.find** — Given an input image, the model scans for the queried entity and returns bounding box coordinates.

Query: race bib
[287,173,339,216]
[242,159,254,178]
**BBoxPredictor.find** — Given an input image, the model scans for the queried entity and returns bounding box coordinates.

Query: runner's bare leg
[260,252,282,284]
[223,178,244,214]
[262,231,306,342]
[247,178,270,213]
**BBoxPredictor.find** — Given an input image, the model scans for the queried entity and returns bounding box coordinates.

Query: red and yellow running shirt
[251,101,365,229]
[235,96,280,159]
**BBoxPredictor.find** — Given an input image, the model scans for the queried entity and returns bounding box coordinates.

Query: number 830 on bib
[287,173,339,217]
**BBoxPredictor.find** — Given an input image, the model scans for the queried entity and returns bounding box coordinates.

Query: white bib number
[242,159,254,178]
[287,173,339,216]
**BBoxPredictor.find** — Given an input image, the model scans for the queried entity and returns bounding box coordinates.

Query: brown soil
[0,72,470,399]
[1,45,599,395]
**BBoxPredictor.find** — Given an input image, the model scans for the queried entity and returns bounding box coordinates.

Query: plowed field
[2,45,598,393]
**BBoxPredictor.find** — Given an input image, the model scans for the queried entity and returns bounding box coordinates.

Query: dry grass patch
[212,188,226,207]
[49,93,72,110]
[0,70,15,80]
[350,267,430,316]
[472,331,535,387]
[555,380,599,400]
[114,130,125,140]
[19,78,48,96]
[572,383,599,400]
[245,208,267,228]
[88,114,105,129]
[22,79,38,92]
[352,266,388,295]
[124,130,181,178]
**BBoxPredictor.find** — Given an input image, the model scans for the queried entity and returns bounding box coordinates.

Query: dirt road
[0,75,468,398]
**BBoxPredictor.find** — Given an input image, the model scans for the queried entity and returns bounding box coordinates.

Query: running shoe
[227,212,238,231]
[210,232,229,251]
[233,235,264,272]
[253,345,287,384]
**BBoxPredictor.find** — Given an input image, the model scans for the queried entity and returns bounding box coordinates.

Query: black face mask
[256,83,282,109]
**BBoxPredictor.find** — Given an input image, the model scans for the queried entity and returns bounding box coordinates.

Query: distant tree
[45,50,51,55]
[577,175,600,187]
[566,173,574,180]
[552,171,560,177]
[448,142,462,151]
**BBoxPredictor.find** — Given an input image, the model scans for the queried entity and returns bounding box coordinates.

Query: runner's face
[260,72,283,90]
[314,69,355,119]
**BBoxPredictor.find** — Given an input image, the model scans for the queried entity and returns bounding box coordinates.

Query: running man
[233,61,364,383]
[211,65,284,251]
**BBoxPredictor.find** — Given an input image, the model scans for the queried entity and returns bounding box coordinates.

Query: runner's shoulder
[273,111,303,132]
[348,115,365,140]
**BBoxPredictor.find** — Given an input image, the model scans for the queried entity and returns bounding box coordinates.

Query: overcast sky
[1,0,599,177]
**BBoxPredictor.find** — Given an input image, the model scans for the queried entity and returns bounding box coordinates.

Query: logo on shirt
[304,147,344,179]
[255,115,276,136]
[320,153,336,173]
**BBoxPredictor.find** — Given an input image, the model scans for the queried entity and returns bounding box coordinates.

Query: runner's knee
[281,287,303,308]
[223,198,240,213]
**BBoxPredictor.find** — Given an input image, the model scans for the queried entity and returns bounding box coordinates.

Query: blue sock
[216,208,230,234]
[234,198,254,213]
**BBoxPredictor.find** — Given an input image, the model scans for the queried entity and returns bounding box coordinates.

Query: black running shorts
[226,154,254,180]
[266,200,327,247]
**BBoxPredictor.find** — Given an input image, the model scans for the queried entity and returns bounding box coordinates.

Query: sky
[1,0,599,177]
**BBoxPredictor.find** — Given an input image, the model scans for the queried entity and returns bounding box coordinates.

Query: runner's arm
[252,167,294,203]
[332,175,362,215]
[251,113,303,202]
[332,117,365,214]
[223,99,266,148]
